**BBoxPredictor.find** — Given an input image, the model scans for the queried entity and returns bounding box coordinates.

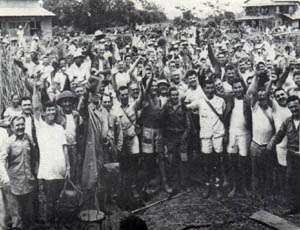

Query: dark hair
[11,115,25,126]
[44,101,57,109]
[168,86,178,95]
[21,96,32,103]
[231,78,244,86]
[118,86,128,92]
[185,69,197,79]
[287,95,300,104]
[203,78,214,87]
[120,215,148,230]
[273,87,285,95]
[225,64,235,71]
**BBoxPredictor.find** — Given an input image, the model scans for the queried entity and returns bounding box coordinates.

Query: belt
[252,140,267,148]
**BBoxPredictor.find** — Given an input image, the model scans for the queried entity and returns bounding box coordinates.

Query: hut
[0,0,55,38]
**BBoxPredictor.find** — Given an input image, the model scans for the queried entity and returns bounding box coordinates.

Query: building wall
[41,17,52,38]
[0,16,52,38]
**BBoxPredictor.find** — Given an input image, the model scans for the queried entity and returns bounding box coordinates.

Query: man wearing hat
[66,49,91,83]
[157,79,170,107]
[56,90,82,185]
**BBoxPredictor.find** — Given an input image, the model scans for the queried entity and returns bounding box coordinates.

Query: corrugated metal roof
[235,15,274,21]
[244,0,298,7]
[0,7,55,17]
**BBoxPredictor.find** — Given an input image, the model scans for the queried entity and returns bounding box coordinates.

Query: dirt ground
[135,188,300,230]
[54,186,300,230]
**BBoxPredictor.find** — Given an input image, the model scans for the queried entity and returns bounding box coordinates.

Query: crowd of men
[0,23,299,230]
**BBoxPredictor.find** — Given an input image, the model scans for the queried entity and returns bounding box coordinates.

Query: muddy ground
[137,187,300,230]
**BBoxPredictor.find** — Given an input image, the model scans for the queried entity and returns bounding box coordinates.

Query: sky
[133,0,245,19]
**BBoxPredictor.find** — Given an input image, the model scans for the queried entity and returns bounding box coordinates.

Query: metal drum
[79,210,105,230]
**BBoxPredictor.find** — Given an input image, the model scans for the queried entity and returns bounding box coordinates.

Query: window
[30,20,41,36]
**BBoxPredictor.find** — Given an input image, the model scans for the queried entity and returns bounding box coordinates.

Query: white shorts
[201,136,223,154]
[276,146,287,166]
[227,133,251,157]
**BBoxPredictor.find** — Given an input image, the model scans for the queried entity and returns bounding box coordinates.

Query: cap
[157,79,170,86]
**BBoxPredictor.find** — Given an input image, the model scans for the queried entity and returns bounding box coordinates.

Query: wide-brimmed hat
[94,30,106,40]
[56,90,77,104]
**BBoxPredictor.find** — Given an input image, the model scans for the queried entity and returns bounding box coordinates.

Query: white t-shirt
[252,103,274,145]
[229,99,249,136]
[35,119,67,180]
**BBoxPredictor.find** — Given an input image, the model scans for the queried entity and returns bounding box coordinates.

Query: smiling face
[214,78,224,95]
[12,95,20,108]
[102,95,112,111]
[119,88,129,106]
[274,89,288,106]
[45,106,56,125]
[171,72,180,85]
[232,81,244,99]
[287,99,300,118]
[294,73,300,87]
[130,83,140,100]
[170,89,179,105]
[12,117,25,137]
[187,74,198,89]
[21,99,32,115]
[61,98,73,114]
[204,82,215,99]
[150,81,158,97]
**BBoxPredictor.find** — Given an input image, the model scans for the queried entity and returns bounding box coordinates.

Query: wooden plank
[250,210,300,230]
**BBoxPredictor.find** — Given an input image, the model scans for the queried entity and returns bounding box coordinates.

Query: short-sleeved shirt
[5,134,35,195]
[188,96,225,139]
[35,119,67,180]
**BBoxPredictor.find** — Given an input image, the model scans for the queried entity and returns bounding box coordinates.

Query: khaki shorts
[201,136,223,154]
[227,133,251,157]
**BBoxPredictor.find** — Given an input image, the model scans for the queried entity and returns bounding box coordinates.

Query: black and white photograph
[0,0,299,229]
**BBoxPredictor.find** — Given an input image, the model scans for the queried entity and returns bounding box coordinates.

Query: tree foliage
[43,0,167,33]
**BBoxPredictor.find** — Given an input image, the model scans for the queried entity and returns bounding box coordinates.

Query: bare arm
[63,145,70,178]
[267,119,288,150]
[246,74,259,106]
[276,66,290,88]
[128,56,142,77]
[134,73,154,110]
[32,80,42,120]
